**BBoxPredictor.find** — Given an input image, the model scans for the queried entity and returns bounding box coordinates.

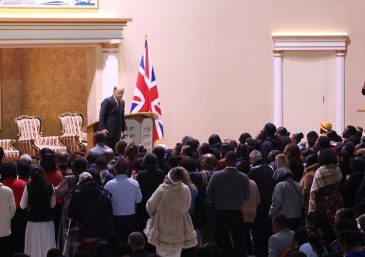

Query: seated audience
[94,241,114,257]
[193,242,223,257]
[338,230,365,257]
[89,131,113,160]
[268,214,294,257]
[128,231,153,257]
[46,247,63,257]
[73,251,92,257]
[116,242,133,257]
[294,227,328,257]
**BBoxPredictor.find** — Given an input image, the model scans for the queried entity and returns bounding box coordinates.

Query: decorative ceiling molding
[272,34,349,51]
[0,18,132,46]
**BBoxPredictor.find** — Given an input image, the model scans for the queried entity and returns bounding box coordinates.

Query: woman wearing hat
[144,167,197,257]
[320,121,333,136]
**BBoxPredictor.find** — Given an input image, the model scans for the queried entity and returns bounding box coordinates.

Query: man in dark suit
[248,150,275,257]
[99,86,126,150]
[206,151,250,257]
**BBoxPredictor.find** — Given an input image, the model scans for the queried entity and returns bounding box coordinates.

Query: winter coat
[68,179,113,240]
[144,182,197,250]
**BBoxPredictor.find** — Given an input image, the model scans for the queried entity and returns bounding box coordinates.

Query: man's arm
[244,176,250,201]
[206,173,216,203]
[121,100,126,133]
[99,98,111,132]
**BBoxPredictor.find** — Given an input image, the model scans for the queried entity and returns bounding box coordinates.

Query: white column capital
[273,50,283,57]
[101,43,120,53]
[336,50,346,56]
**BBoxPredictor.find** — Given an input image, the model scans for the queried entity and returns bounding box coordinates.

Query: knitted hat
[78,172,92,184]
[320,121,332,133]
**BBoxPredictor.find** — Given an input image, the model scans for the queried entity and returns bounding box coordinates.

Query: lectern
[124,112,158,151]
[84,112,158,151]
[84,121,99,151]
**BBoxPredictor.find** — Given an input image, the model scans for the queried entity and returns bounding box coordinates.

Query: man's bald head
[113,86,124,101]
[201,153,217,170]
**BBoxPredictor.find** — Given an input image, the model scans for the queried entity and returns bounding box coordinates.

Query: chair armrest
[40,136,66,147]
[17,139,40,158]
[0,139,17,150]
[59,135,86,155]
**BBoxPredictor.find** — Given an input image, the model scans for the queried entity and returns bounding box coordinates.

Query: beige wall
[114,0,365,146]
[0,47,88,138]
[1,1,365,147]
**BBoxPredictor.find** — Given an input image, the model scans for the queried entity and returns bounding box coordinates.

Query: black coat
[99,96,126,140]
[68,179,113,239]
[136,168,165,232]
[249,161,275,213]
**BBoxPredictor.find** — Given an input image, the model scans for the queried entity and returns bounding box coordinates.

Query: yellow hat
[320,121,332,133]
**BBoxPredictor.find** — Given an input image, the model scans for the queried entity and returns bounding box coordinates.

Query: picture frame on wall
[0,0,98,8]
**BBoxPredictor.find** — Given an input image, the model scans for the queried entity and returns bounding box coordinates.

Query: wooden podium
[125,112,158,151]
[84,112,157,151]
[84,121,99,151]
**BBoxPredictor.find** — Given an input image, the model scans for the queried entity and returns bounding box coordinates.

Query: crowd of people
[1,121,365,257]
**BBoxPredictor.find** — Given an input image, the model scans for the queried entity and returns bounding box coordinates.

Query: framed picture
[0,0,98,8]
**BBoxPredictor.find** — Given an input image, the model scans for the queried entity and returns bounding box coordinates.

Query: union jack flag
[130,39,164,142]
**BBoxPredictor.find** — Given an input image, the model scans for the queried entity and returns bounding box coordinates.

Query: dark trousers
[215,210,247,257]
[113,214,136,243]
[10,208,27,254]
[244,222,254,255]
[0,236,12,257]
[252,209,271,257]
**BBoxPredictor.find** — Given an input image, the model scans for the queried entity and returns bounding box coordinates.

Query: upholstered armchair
[0,139,20,162]
[15,115,67,159]
[59,112,87,155]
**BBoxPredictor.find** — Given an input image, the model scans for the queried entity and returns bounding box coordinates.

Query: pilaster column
[336,50,346,133]
[273,50,283,127]
[101,43,119,99]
